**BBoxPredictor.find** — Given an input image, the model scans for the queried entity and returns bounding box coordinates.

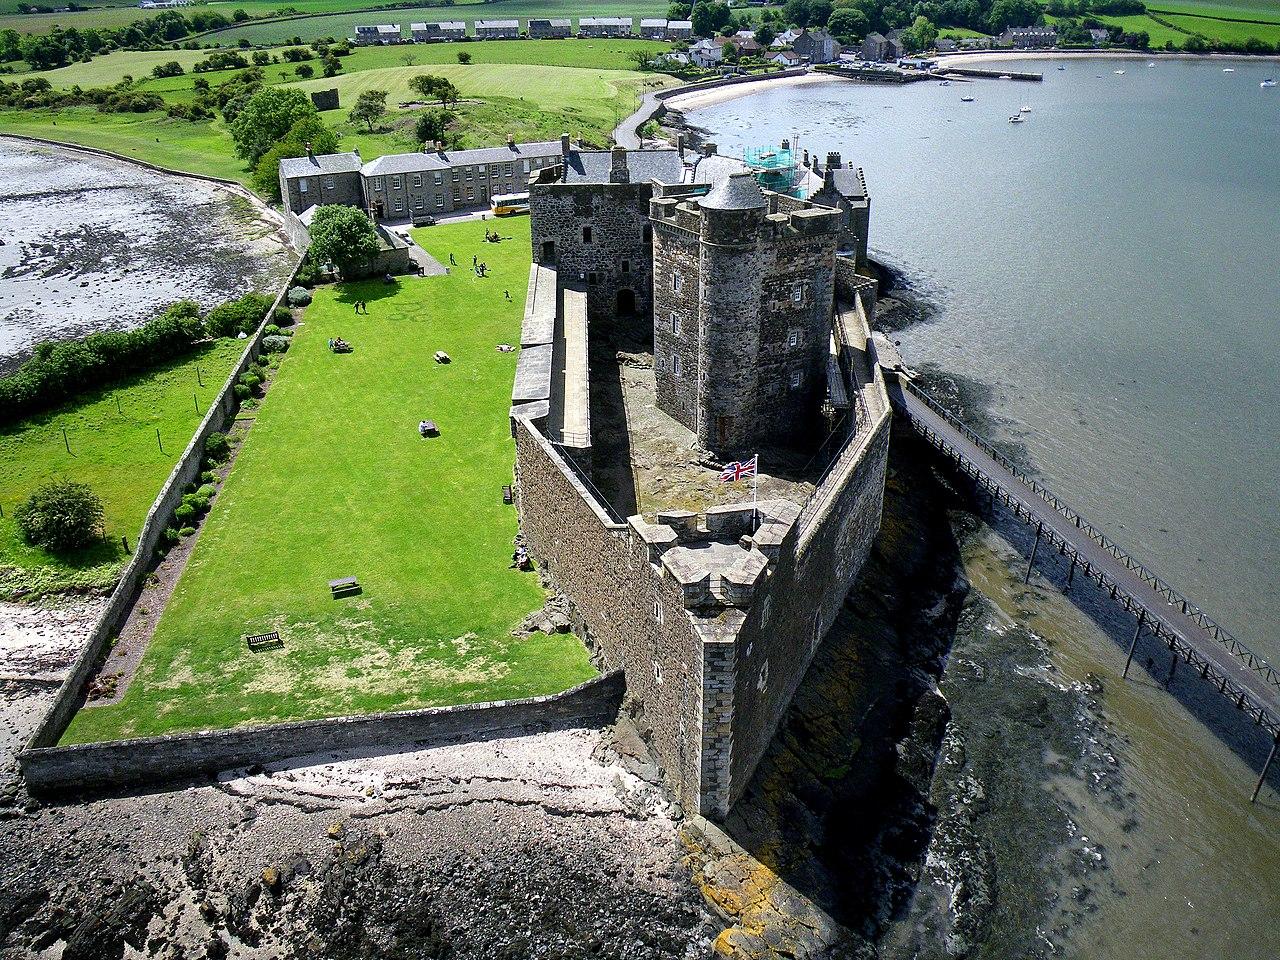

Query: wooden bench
[246,630,282,650]
[329,576,361,598]
[502,484,514,505]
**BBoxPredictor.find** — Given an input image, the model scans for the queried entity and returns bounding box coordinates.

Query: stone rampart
[22,671,625,794]
[19,255,305,762]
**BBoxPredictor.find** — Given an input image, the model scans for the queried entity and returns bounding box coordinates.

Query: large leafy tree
[987,0,1043,32]
[828,8,869,41]
[348,88,388,132]
[308,205,380,280]
[251,114,339,201]
[409,73,459,109]
[902,14,939,50]
[229,86,316,164]
[691,1,731,36]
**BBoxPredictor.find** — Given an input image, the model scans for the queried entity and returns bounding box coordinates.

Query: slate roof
[690,153,748,185]
[701,172,765,210]
[561,148,683,184]
[411,21,464,31]
[828,167,867,200]
[668,20,693,29]
[476,19,518,28]
[580,17,633,26]
[361,140,563,176]
[279,151,363,179]
[640,18,666,27]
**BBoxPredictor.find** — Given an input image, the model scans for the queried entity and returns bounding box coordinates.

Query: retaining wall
[22,671,624,793]
[20,253,304,761]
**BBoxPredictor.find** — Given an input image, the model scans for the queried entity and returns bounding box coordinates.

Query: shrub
[287,285,313,306]
[205,431,231,462]
[174,502,196,525]
[205,292,273,338]
[196,484,217,500]
[179,526,197,538]
[293,262,320,289]
[16,481,105,552]
[263,324,280,337]
[262,335,291,353]
[200,470,217,484]
[162,526,181,546]
[181,492,209,513]
[273,305,294,325]
[233,383,251,401]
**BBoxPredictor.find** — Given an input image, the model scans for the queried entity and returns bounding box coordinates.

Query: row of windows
[663,310,804,351]
[369,156,553,193]
[669,271,806,304]
[580,224,653,244]
[658,354,804,389]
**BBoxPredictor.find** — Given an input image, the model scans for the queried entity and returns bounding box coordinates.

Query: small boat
[1019,104,1032,112]
[1114,69,1126,75]
[999,73,1012,80]
[939,79,951,86]
[1262,78,1278,87]
[1147,62,1156,67]
[960,95,975,102]
[1223,67,1235,72]
[1008,114,1026,123]
[1057,65,1066,71]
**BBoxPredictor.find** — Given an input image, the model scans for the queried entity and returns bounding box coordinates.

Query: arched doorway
[616,288,636,316]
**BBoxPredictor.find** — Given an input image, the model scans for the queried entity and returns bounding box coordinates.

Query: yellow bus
[491,192,530,216]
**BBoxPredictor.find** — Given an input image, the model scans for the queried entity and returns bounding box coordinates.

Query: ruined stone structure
[529,144,683,332]
[650,173,841,456]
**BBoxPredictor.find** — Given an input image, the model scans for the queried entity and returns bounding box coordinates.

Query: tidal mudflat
[0,138,296,373]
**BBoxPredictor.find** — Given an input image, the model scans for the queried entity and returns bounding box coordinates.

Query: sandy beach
[662,72,837,112]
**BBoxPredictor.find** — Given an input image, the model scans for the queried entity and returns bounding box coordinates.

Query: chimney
[305,140,313,159]
[609,145,630,184]
[782,138,791,151]
[702,142,717,158]
[824,151,840,188]
[507,134,516,150]
[803,149,810,168]
[436,140,446,156]
[561,133,571,156]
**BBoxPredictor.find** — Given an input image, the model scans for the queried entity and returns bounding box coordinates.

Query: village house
[668,20,693,40]
[579,17,634,38]
[475,19,520,39]
[410,21,465,42]
[640,18,669,39]
[1000,25,1059,48]
[1089,27,1110,43]
[690,38,724,67]
[860,31,903,61]
[935,37,957,52]
[771,27,801,47]
[792,28,840,63]
[353,24,401,45]
[528,18,572,38]
[278,151,364,215]
[767,49,803,67]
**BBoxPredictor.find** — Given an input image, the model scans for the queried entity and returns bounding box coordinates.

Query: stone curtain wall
[529,179,655,338]
[22,672,625,794]
[513,417,711,813]
[21,255,305,762]
[834,256,878,321]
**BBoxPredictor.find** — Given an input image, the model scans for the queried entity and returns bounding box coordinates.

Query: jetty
[886,372,1280,800]
[938,66,1043,82]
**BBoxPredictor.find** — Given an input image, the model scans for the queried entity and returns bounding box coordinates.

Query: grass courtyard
[0,339,243,600]
[61,218,595,745]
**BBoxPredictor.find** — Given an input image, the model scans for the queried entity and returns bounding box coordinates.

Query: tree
[229,86,316,164]
[691,1,731,36]
[308,205,380,280]
[827,8,868,41]
[784,0,811,26]
[409,73,458,108]
[457,50,471,64]
[415,108,451,145]
[295,62,313,78]
[987,0,1042,33]
[348,88,387,132]
[322,53,340,77]
[151,59,184,78]
[232,8,249,21]
[250,111,339,198]
[16,480,104,552]
[669,2,692,18]
[756,23,776,45]
[902,14,938,51]
[629,48,656,69]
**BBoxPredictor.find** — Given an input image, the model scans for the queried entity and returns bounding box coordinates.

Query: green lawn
[61,218,595,745]
[1150,0,1280,16]
[0,340,243,600]
[1091,13,1195,45]
[1162,11,1280,40]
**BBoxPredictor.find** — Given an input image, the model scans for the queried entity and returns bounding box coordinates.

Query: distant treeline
[0,293,272,425]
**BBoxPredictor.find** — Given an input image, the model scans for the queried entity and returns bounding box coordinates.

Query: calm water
[688,57,1280,959]
[687,56,1280,665]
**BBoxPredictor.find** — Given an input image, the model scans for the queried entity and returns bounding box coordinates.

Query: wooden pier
[887,373,1280,800]
[938,66,1044,82]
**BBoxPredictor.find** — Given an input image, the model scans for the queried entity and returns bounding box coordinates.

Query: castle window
[588,272,598,285]
[788,329,800,348]
[673,273,682,293]
[392,176,402,190]
[653,661,664,685]
[670,312,679,335]
[790,370,803,390]
[643,224,653,243]
[621,259,631,274]
[757,659,769,693]
[653,600,664,625]
[761,596,771,626]
[792,281,803,303]
[673,356,682,377]
[582,225,593,243]
[435,172,443,183]
[415,197,424,209]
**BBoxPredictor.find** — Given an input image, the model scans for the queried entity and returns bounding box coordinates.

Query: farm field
[1149,0,1280,15]
[1092,13,1194,45]
[199,0,670,45]
[60,218,595,745]
[1163,12,1280,39]
[0,6,168,33]
[0,339,243,600]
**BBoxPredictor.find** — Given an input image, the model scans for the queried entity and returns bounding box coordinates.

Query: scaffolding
[741,140,804,197]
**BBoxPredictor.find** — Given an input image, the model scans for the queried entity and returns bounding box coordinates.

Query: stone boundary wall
[21,671,625,794]
[19,253,305,761]
[281,208,312,253]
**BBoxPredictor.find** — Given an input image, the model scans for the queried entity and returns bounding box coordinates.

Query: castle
[512,144,892,817]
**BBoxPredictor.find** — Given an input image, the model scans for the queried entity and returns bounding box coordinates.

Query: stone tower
[650,173,842,455]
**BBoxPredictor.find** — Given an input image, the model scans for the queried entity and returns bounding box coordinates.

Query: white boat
[1008,114,1026,123]
[1114,69,1126,75]
[1223,67,1235,72]
[1019,104,1032,112]
[1057,65,1066,71]
[1147,62,1155,67]
[999,73,1012,80]
[1262,78,1277,87]
[960,95,975,102]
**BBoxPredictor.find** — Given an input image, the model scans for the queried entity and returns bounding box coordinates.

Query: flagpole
[752,453,758,530]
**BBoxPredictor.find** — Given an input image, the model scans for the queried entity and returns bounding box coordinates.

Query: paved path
[887,374,1280,738]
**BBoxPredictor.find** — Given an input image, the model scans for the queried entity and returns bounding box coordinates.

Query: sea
[685,55,1280,958]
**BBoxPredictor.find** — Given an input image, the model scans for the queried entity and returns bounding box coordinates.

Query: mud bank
[0,139,295,373]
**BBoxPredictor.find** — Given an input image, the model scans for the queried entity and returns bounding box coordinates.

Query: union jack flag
[719,456,758,483]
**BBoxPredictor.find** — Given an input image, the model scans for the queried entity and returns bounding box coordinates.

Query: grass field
[1092,13,1196,45]
[1150,0,1280,15]
[1162,12,1280,39]
[61,218,595,745]
[0,339,243,600]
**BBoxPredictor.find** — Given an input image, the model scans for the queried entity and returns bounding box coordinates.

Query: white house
[690,38,724,67]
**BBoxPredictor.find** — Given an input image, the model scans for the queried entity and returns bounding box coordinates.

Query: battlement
[628,500,802,610]
[649,175,842,246]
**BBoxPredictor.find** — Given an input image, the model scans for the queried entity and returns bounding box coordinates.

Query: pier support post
[1066,557,1076,592]
[1024,524,1042,584]
[1252,734,1280,804]
[1123,609,1146,679]
[1165,648,1178,688]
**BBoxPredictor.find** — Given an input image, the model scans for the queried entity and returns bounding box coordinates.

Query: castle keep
[512,146,891,817]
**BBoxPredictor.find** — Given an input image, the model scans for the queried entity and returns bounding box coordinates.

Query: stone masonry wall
[513,418,710,813]
[651,218,701,432]
[529,179,655,339]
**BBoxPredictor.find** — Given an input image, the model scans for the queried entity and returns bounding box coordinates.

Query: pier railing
[899,378,1280,694]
